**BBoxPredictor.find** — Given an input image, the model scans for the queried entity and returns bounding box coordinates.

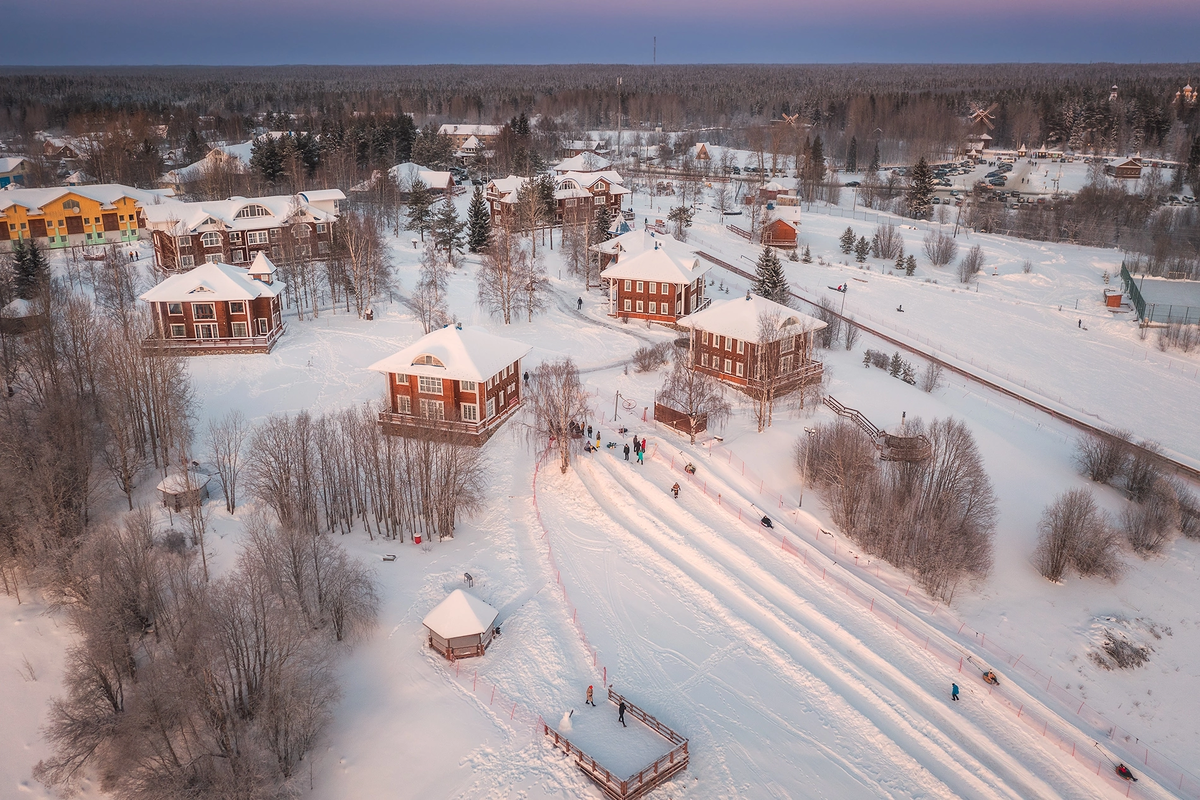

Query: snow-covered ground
[3,177,1199,800]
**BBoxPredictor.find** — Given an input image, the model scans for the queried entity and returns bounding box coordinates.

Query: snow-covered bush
[632,342,672,373]
[1074,429,1130,484]
[1122,478,1181,556]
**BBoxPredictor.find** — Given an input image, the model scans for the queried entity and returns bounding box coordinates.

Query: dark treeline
[3,63,1200,160]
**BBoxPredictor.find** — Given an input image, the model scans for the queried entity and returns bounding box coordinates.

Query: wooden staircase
[823,396,931,462]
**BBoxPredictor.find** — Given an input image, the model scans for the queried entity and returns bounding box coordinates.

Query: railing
[823,395,883,439]
[1120,261,1200,325]
[378,397,521,438]
[726,224,752,241]
[747,360,823,391]
[143,324,284,351]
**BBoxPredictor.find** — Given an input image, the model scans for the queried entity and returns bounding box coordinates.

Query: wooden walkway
[823,396,932,462]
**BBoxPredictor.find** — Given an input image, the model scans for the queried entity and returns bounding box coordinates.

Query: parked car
[844,180,860,187]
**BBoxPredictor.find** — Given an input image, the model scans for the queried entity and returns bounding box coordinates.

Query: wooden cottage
[692,143,711,161]
[369,324,532,445]
[486,171,630,229]
[139,253,286,354]
[682,293,826,394]
[423,589,499,660]
[1105,157,1143,180]
[762,219,798,249]
[592,228,685,270]
[389,162,456,195]
[601,242,711,324]
[0,298,48,335]
[157,471,211,512]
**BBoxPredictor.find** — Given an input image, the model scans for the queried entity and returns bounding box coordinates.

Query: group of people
[623,435,647,464]
[584,685,627,727]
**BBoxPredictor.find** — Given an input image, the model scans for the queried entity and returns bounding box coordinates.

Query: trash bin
[413,532,422,545]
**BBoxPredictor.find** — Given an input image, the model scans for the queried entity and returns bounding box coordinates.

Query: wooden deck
[141,324,284,355]
[823,395,931,462]
[542,687,689,799]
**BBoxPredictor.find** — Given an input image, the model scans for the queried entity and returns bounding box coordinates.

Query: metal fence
[1121,262,1200,325]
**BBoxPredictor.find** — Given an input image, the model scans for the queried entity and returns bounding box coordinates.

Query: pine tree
[868,142,880,173]
[846,136,858,173]
[888,352,903,378]
[905,254,917,276]
[466,185,491,252]
[430,196,466,262]
[594,205,614,243]
[752,246,790,305]
[901,362,916,385]
[907,156,934,219]
[839,227,856,254]
[250,135,284,184]
[854,236,870,263]
[894,247,906,272]
[184,126,207,163]
[12,238,49,300]
[801,245,812,263]
[407,178,435,241]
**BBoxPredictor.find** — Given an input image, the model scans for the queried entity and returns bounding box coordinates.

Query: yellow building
[0,184,170,251]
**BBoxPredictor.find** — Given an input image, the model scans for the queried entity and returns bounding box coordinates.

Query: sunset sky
[4,0,1199,64]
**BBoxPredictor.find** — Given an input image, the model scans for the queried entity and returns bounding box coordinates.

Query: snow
[388,162,455,191]
[139,261,285,302]
[553,153,612,174]
[0,183,171,214]
[681,292,826,342]
[423,589,499,640]
[140,191,338,235]
[2,297,36,317]
[367,325,532,382]
[600,245,708,284]
[5,174,1200,800]
[154,471,210,493]
[1136,275,1200,309]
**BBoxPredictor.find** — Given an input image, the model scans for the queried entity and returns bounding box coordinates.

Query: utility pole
[616,77,622,161]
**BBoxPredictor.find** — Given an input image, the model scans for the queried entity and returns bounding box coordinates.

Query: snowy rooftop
[156,471,211,494]
[140,191,341,235]
[557,170,626,189]
[0,183,172,215]
[600,243,709,285]
[0,157,27,173]
[438,123,502,138]
[139,260,285,303]
[389,162,455,190]
[422,589,498,640]
[554,153,612,173]
[368,325,532,382]
[681,293,826,342]
[594,228,691,258]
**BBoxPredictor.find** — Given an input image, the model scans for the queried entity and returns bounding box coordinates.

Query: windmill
[969,102,998,131]
[780,113,800,127]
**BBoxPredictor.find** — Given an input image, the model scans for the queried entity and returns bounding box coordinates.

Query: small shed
[0,298,48,335]
[762,218,798,248]
[157,471,211,512]
[1104,289,1124,309]
[423,589,499,660]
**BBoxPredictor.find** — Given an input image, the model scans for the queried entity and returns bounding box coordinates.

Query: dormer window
[62,199,81,212]
[411,354,445,368]
[234,204,272,219]
[293,225,310,238]
[200,231,221,248]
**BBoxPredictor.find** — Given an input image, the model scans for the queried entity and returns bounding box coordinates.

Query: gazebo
[156,471,211,512]
[422,589,499,660]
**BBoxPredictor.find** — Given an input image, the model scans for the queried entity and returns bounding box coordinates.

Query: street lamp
[799,426,816,507]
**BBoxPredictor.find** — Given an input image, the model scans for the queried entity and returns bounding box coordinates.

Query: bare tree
[411,244,450,333]
[527,358,590,473]
[918,360,944,393]
[872,223,904,260]
[957,244,985,283]
[518,248,550,322]
[657,358,730,445]
[476,227,527,324]
[1075,429,1130,484]
[923,229,958,268]
[1123,442,1163,502]
[336,209,392,319]
[208,410,248,514]
[1034,489,1122,582]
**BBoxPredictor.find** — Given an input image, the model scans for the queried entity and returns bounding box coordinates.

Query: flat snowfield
[2,167,1198,800]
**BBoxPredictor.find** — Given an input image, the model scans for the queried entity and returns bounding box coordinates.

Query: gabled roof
[139,261,285,303]
[368,325,532,382]
[0,184,172,216]
[389,162,455,190]
[422,589,498,639]
[593,228,690,258]
[554,153,612,173]
[680,294,826,343]
[600,243,709,284]
[485,175,530,205]
[140,192,338,235]
[247,251,277,278]
[0,157,28,173]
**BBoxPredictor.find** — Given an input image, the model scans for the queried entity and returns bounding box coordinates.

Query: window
[418,375,442,395]
[62,200,80,212]
[270,228,280,238]
[176,235,192,248]
[297,244,311,257]
[486,398,495,418]
[702,331,709,345]
[192,303,216,320]
[636,301,644,313]
[256,318,268,335]
[419,399,444,420]
[231,321,248,337]
[649,302,657,314]
[316,223,326,233]
[648,282,657,294]
[662,283,670,295]
[461,403,478,422]
[460,380,477,392]
[737,340,745,355]
[292,225,310,238]
[246,231,269,245]
[623,299,631,312]
[782,336,795,353]
[735,362,744,377]
[169,324,186,338]
[200,231,221,248]
[636,281,644,292]
[167,302,183,316]
[397,395,412,414]
[228,301,245,315]
[725,337,732,351]
[195,323,218,339]
[662,301,671,315]
[623,280,631,291]
[229,231,242,242]
[394,373,408,385]
[205,254,220,263]
[782,355,793,373]
[271,246,282,259]
[724,358,732,373]
[232,249,246,263]
[701,353,709,367]
[234,204,272,219]
[180,255,194,268]
[318,241,330,254]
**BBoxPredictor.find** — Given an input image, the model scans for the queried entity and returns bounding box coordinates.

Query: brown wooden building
[138,254,286,354]
[422,589,499,660]
[142,190,343,272]
[486,171,630,229]
[1105,157,1143,180]
[369,324,532,445]
[762,219,798,248]
[682,293,826,393]
[601,242,711,324]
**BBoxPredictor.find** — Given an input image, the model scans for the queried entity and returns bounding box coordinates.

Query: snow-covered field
[2,177,1199,800]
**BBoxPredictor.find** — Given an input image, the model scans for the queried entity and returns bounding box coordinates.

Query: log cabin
[600,242,711,324]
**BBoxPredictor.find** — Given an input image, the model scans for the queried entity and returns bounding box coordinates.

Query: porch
[142,324,284,355]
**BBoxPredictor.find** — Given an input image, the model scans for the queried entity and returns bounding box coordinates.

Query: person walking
[951,683,959,702]
[577,297,583,311]
[523,370,529,386]
[632,437,640,455]
[637,449,644,465]
[618,701,627,727]
[640,437,647,453]
[586,685,595,707]
[624,444,630,461]
[587,425,593,439]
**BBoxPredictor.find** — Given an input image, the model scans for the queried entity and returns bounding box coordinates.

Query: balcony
[378,397,522,446]
[142,324,284,355]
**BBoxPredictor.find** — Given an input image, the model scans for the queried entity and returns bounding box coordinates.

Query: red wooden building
[761,218,798,248]
[682,293,825,393]
[1105,157,1143,180]
[138,253,286,354]
[369,324,532,445]
[486,171,630,229]
[601,242,711,324]
[592,229,685,270]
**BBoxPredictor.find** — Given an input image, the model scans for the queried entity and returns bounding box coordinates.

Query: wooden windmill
[969,102,998,131]
[966,101,998,154]
[781,112,800,127]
